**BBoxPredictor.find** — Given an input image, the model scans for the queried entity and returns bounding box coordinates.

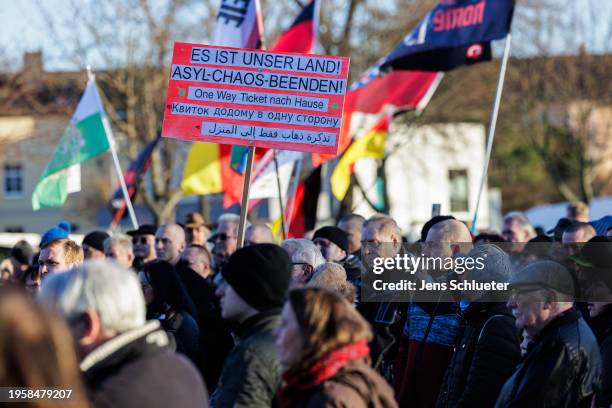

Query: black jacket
[176,260,234,389]
[342,254,366,303]
[160,309,200,363]
[437,301,521,408]
[495,309,601,408]
[81,320,208,408]
[210,310,282,408]
[589,306,612,408]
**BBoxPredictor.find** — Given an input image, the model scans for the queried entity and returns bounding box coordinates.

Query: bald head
[155,224,186,265]
[245,223,274,245]
[425,219,473,259]
[428,219,472,242]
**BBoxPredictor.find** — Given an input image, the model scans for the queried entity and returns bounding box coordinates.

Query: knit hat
[82,231,111,252]
[11,240,33,265]
[313,226,349,252]
[458,244,512,283]
[221,244,291,311]
[40,221,71,247]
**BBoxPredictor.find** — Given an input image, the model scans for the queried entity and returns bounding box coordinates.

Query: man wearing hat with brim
[495,260,601,407]
[127,224,157,269]
[211,243,291,408]
[184,212,211,246]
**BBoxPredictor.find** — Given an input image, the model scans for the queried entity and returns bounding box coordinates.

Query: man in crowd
[127,224,157,269]
[104,234,135,269]
[562,221,597,244]
[495,260,600,406]
[0,240,33,282]
[281,238,325,287]
[155,224,186,266]
[184,212,211,246]
[212,244,291,407]
[209,213,239,274]
[181,244,212,280]
[567,201,589,223]
[395,218,472,408]
[39,238,83,275]
[337,213,366,258]
[312,226,365,290]
[40,260,208,408]
[437,244,521,408]
[502,211,537,253]
[358,215,405,381]
[244,223,275,246]
[82,231,110,260]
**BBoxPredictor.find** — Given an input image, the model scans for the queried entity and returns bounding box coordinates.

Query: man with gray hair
[104,234,134,269]
[502,211,536,253]
[495,260,600,407]
[209,213,240,274]
[40,260,208,408]
[281,238,325,287]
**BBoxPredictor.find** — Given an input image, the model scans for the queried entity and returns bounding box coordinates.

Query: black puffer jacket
[495,309,601,408]
[437,301,521,408]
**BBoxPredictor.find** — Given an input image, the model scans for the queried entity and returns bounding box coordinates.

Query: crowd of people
[1,204,612,407]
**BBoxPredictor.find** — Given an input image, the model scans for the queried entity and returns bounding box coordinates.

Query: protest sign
[161,43,349,155]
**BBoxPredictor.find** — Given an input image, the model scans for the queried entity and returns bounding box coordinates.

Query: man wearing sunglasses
[208,213,240,275]
[127,224,157,269]
[495,260,600,407]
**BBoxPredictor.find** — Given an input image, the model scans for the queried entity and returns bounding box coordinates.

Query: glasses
[132,237,150,245]
[211,233,237,242]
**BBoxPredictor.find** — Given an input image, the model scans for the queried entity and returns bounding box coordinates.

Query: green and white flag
[32,79,110,210]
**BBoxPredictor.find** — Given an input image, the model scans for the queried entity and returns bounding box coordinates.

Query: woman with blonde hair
[0,288,89,407]
[275,287,397,408]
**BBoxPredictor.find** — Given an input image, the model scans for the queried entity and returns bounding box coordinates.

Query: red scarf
[277,339,370,408]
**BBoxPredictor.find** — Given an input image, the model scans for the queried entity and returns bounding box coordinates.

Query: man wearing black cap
[127,224,157,269]
[211,244,291,408]
[82,231,110,260]
[312,226,365,290]
[495,260,601,407]
[0,240,33,283]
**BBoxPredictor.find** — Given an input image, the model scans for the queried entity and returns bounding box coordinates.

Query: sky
[0,0,610,72]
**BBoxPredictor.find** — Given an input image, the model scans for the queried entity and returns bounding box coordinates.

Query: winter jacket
[210,309,282,408]
[589,306,612,408]
[278,358,398,408]
[437,301,521,408]
[81,320,208,408]
[495,309,601,408]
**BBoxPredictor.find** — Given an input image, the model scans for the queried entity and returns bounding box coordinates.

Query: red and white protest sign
[161,43,349,155]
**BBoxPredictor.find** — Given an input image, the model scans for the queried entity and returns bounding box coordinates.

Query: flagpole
[237,145,256,248]
[272,150,287,240]
[470,34,512,234]
[87,66,139,230]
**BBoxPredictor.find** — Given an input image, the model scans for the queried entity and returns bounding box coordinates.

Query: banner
[162,43,349,155]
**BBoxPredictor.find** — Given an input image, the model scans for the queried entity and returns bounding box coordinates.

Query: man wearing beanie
[211,244,291,408]
[313,226,365,294]
[82,230,110,260]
